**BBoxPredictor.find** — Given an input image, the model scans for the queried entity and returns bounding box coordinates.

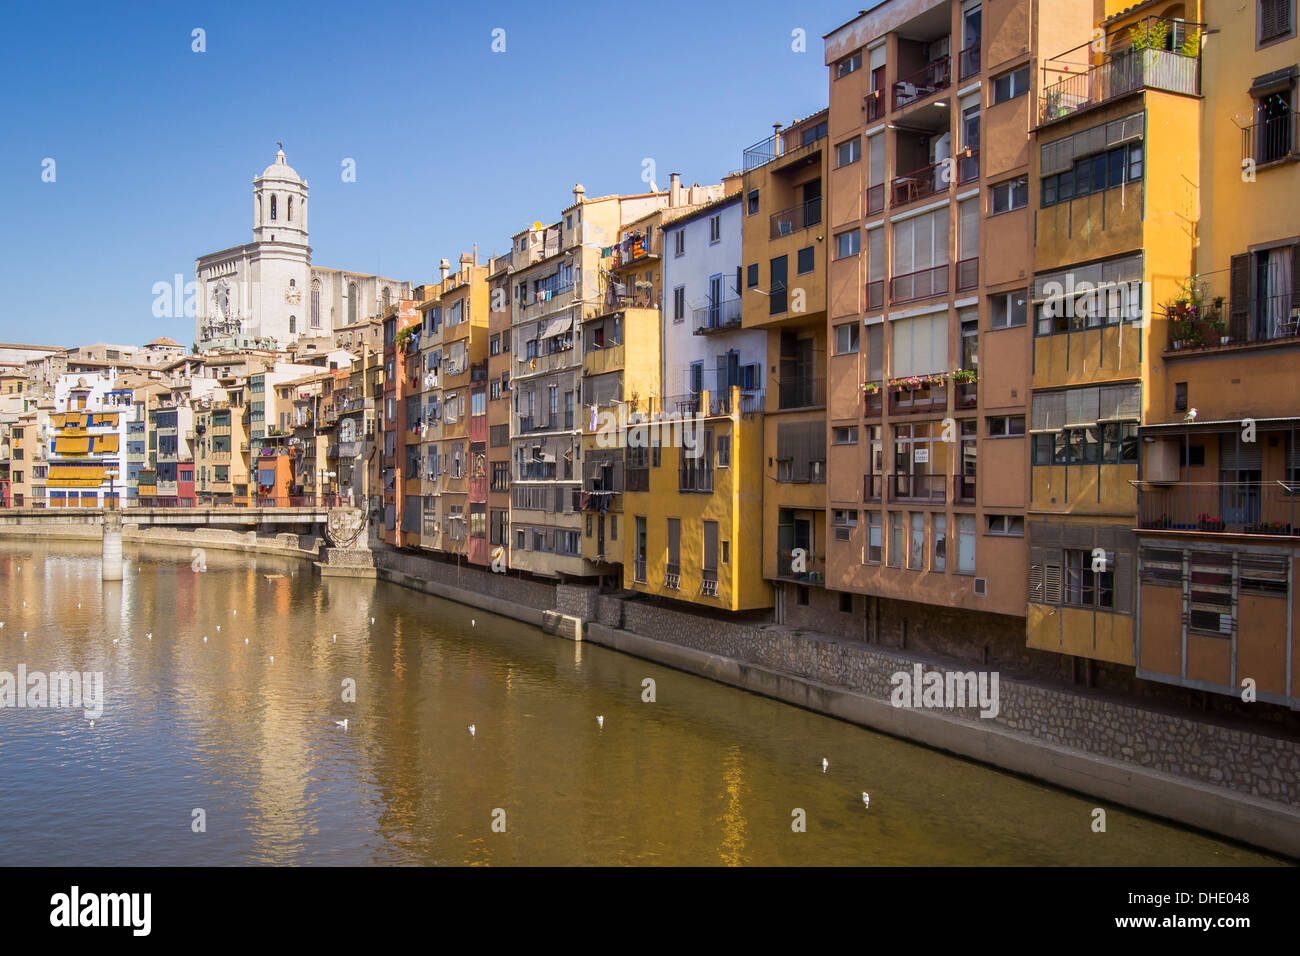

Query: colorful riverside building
[380,298,422,545]
[487,254,514,569]
[740,108,836,622]
[193,381,249,504]
[616,183,771,609]
[45,373,138,508]
[1131,0,1300,706]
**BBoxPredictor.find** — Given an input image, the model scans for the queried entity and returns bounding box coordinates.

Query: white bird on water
[822,758,829,773]
[370,617,375,624]
[335,719,349,730]
[88,720,95,729]
[862,792,870,809]
[268,655,274,663]
[203,636,208,643]
[216,626,220,632]
[147,633,152,640]
[244,638,249,645]
[77,603,81,608]
[112,639,120,645]
[332,634,337,642]
[471,619,476,627]
[596,715,604,729]
[468,724,476,737]
[232,609,236,616]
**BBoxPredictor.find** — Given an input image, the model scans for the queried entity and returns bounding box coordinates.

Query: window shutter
[1043,551,1063,604]
[1113,551,1133,613]
[1029,546,1045,601]
[1032,390,1066,431]
[1099,382,1141,421]
[1229,253,1251,335]
[1292,243,1300,311]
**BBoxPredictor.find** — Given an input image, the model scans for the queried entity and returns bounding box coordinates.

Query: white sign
[914,448,929,464]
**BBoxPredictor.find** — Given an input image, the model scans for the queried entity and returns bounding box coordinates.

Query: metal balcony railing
[1040,43,1200,125]
[889,385,947,415]
[777,377,826,410]
[693,296,744,333]
[865,279,885,312]
[1244,110,1299,166]
[865,89,885,122]
[891,159,948,207]
[770,197,822,239]
[1167,295,1300,351]
[891,264,949,304]
[1137,481,1299,535]
[958,42,980,79]
[865,183,885,217]
[890,473,948,502]
[893,55,951,111]
[863,384,883,417]
[956,256,979,292]
[864,472,883,501]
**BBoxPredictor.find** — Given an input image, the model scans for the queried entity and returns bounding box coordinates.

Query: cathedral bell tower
[253,146,309,246]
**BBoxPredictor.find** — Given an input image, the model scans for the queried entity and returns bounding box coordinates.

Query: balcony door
[1220,433,1261,525]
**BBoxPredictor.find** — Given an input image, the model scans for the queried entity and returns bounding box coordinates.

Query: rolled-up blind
[1032,390,1067,431]
[1099,382,1141,421]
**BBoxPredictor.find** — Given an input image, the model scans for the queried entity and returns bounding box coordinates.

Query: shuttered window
[776,421,827,483]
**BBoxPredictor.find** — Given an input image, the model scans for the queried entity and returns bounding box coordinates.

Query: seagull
[203,636,208,643]
[216,626,220,632]
[370,617,375,624]
[471,619,476,627]
[1185,407,1198,422]
[147,633,152,640]
[822,758,829,773]
[335,719,349,730]
[468,724,476,736]
[232,610,236,616]
[596,715,604,729]
[77,603,81,608]
[112,639,119,645]
[244,638,249,645]
[332,634,337,642]
[88,720,95,729]
[268,655,274,663]
[862,792,870,809]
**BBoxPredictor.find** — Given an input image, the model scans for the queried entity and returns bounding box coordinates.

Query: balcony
[664,563,681,590]
[583,343,625,377]
[888,383,947,415]
[777,377,826,410]
[958,42,980,79]
[865,183,885,217]
[1039,29,1201,126]
[956,381,978,409]
[1138,482,1299,536]
[742,118,827,172]
[955,473,976,503]
[634,557,647,583]
[612,229,662,268]
[863,384,883,418]
[769,197,822,239]
[693,297,744,335]
[893,56,951,112]
[889,473,948,503]
[210,451,231,464]
[891,159,948,208]
[1244,109,1299,167]
[864,89,885,122]
[891,264,948,305]
[865,280,884,313]
[1166,295,1300,354]
[776,549,825,585]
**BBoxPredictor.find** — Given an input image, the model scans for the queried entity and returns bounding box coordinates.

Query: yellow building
[741,108,833,620]
[622,386,770,610]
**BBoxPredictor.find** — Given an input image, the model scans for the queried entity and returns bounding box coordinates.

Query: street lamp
[105,465,119,510]
[318,468,336,506]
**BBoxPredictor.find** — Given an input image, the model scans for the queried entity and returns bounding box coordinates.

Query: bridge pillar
[102,511,124,581]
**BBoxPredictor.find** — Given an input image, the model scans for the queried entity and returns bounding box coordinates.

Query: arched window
[311,279,321,329]
[287,196,294,221]
[348,282,358,324]
[382,286,391,309]
[270,195,277,221]
[289,279,295,288]
[289,315,296,334]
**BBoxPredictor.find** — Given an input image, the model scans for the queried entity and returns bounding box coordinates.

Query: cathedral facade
[195,148,410,350]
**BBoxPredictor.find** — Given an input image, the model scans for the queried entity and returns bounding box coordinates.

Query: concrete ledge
[376,567,547,627]
[586,622,1300,859]
[0,524,320,560]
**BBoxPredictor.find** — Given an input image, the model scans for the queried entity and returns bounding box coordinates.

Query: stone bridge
[0,505,331,532]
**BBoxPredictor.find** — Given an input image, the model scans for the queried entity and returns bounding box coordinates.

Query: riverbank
[8,525,1297,857]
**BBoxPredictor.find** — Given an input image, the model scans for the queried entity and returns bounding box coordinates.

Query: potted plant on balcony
[889,375,924,393]
[923,372,948,388]
[951,368,978,385]
[1197,513,1225,532]
[861,382,881,395]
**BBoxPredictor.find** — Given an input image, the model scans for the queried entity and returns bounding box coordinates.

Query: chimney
[573,183,586,205]
[669,172,682,207]
[459,251,474,275]
[773,122,784,157]
[439,258,450,282]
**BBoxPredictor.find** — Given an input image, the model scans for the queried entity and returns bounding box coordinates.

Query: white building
[660,194,766,403]
[46,371,140,507]
[196,148,410,350]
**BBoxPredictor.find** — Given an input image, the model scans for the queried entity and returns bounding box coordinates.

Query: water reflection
[0,539,1284,866]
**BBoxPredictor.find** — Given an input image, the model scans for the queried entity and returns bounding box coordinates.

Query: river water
[0,539,1283,865]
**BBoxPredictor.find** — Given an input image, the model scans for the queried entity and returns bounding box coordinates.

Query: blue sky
[0,0,874,348]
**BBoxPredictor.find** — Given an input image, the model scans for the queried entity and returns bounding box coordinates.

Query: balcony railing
[770,197,822,239]
[890,473,948,502]
[1244,110,1299,166]
[693,296,744,334]
[893,56,951,111]
[955,256,978,292]
[956,382,978,409]
[865,183,885,217]
[958,42,980,79]
[634,557,647,583]
[957,147,979,185]
[776,549,825,585]
[1039,44,1200,125]
[1167,296,1300,352]
[889,385,947,415]
[777,377,826,410]
[1137,481,1299,536]
[891,160,947,207]
[863,383,883,417]
[864,472,883,502]
[664,563,681,590]
[955,473,976,503]
[865,279,884,312]
[865,89,885,122]
[891,264,949,304]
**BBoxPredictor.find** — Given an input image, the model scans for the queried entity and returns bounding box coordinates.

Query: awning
[542,316,573,339]
[47,465,107,487]
[1139,416,1300,435]
[53,436,90,454]
[94,434,120,453]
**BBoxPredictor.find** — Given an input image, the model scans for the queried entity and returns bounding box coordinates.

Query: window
[709,215,722,243]
[835,230,860,259]
[1179,443,1206,468]
[933,514,947,571]
[957,515,976,573]
[797,246,815,275]
[987,415,1026,437]
[1040,143,1143,207]
[834,322,860,354]
[1259,0,1296,45]
[746,264,759,288]
[990,176,1028,214]
[909,513,925,569]
[747,189,759,215]
[891,312,948,377]
[1064,548,1114,609]
[490,334,501,355]
[672,286,685,323]
[770,256,788,314]
[833,425,858,444]
[1174,382,1188,412]
[990,291,1027,329]
[836,137,862,167]
[992,65,1030,103]
[985,514,1025,536]
[867,512,882,563]
[674,231,685,257]
[717,434,731,467]
[888,513,903,567]
[836,50,862,78]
